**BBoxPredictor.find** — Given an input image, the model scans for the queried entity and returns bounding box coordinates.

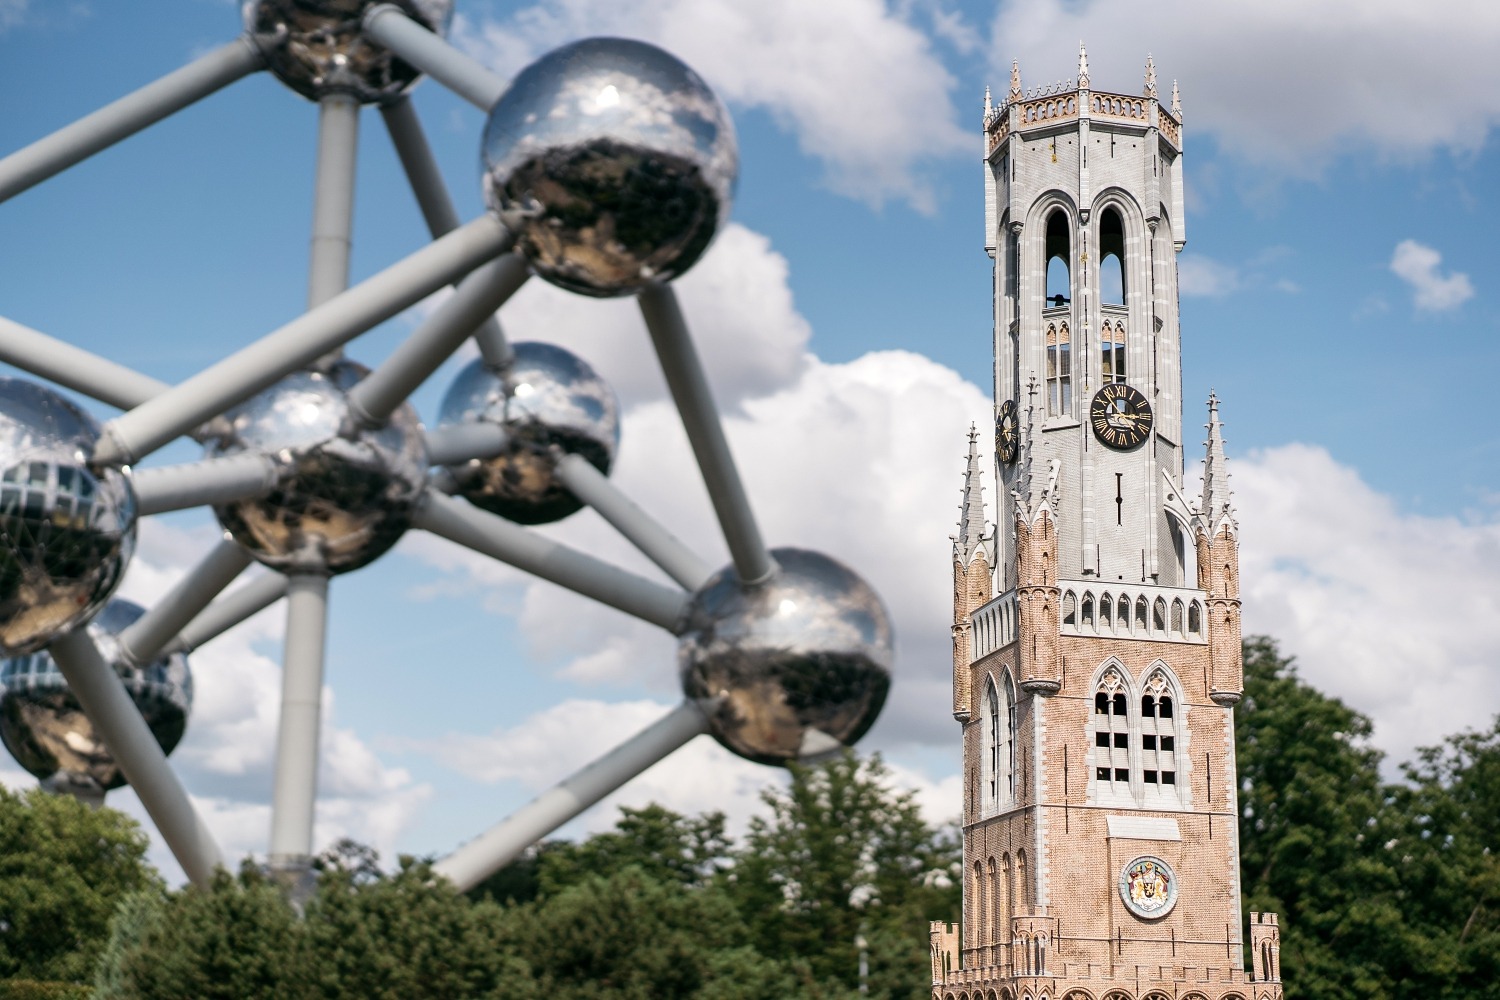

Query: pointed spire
[1200,393,1235,530]
[1077,41,1089,88]
[1012,376,1059,524]
[1008,59,1022,103]
[1171,79,1181,117]
[984,85,993,119]
[954,424,988,563]
[1144,54,1158,98]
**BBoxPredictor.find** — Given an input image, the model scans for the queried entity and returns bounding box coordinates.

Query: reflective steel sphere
[245,0,454,104]
[438,342,619,525]
[0,599,192,796]
[207,360,427,574]
[481,37,738,297]
[678,548,892,766]
[0,379,136,657]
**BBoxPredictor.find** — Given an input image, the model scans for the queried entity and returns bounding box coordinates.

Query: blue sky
[2,0,1498,879]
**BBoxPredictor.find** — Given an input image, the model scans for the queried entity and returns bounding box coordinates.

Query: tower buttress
[952,426,993,720]
[1013,411,1060,694]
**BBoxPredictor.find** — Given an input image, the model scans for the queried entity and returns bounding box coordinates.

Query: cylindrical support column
[0,315,168,410]
[0,37,265,204]
[116,539,253,666]
[553,452,713,591]
[423,422,509,467]
[131,453,280,516]
[92,214,514,467]
[362,5,507,111]
[163,571,288,656]
[308,94,361,310]
[380,97,513,369]
[268,574,330,874]
[345,253,529,425]
[638,284,775,585]
[414,490,690,632]
[433,701,708,892]
[48,629,225,886]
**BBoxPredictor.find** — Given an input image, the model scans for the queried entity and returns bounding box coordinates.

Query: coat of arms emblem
[1119,856,1177,918]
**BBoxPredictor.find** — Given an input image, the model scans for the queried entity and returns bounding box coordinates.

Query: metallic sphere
[207,360,428,574]
[245,0,454,104]
[0,379,136,657]
[438,342,619,525]
[678,548,893,766]
[481,37,738,297]
[0,599,193,797]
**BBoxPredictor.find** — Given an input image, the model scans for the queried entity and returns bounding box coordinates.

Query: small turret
[1195,394,1242,705]
[1144,54,1157,98]
[1008,59,1023,104]
[1077,42,1090,89]
[952,426,994,719]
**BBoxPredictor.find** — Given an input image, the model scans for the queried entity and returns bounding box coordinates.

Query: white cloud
[987,0,1500,172]
[1390,239,1475,311]
[1234,443,1500,770]
[1177,254,1241,297]
[454,0,970,211]
[0,0,27,33]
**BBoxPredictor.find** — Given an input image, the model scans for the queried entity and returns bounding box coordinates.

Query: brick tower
[930,47,1284,1000]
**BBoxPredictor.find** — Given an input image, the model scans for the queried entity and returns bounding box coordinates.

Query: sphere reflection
[0,599,192,797]
[245,0,454,104]
[0,379,136,657]
[678,548,892,766]
[207,360,427,574]
[481,37,737,297]
[438,343,619,525]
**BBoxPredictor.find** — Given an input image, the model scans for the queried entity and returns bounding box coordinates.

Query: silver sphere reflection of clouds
[438,342,619,525]
[481,37,738,297]
[678,548,893,767]
[207,361,427,574]
[0,599,192,796]
[0,379,136,657]
[244,0,453,104]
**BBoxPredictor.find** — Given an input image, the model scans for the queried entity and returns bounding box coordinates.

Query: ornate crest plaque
[1119,856,1177,919]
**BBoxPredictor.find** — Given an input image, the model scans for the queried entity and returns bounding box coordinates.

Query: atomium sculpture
[0,1,892,897]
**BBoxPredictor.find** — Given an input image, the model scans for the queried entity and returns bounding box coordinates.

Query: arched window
[1045,210,1070,306]
[1093,667,1131,795]
[1062,591,1077,625]
[1135,596,1148,631]
[1016,849,1030,909]
[1045,323,1072,416]
[1003,673,1017,803]
[1100,207,1126,305]
[1171,598,1185,635]
[1003,853,1015,940]
[1140,666,1184,806]
[974,861,987,948]
[982,676,1017,813]
[1099,592,1113,629]
[1188,601,1203,637]
[1100,320,1126,384]
[1117,595,1131,631]
[1081,592,1094,630]
[1153,597,1167,633]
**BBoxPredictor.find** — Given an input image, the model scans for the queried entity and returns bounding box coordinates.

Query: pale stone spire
[984,85,993,118]
[1171,79,1181,117]
[1144,54,1158,98]
[1200,393,1235,531]
[1077,41,1089,88]
[954,424,988,563]
[1012,376,1060,524]
[1009,59,1022,103]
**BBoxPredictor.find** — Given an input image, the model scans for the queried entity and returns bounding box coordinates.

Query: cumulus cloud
[453,0,970,211]
[986,0,1500,172]
[1233,444,1500,770]
[1390,239,1475,311]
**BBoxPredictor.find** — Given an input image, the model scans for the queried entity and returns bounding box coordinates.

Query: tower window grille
[1101,320,1127,384]
[1093,668,1131,788]
[1140,668,1184,804]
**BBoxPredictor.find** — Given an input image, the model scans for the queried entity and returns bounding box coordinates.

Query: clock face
[995,400,1019,464]
[1089,383,1153,450]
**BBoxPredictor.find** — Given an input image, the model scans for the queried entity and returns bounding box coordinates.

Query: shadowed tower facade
[930,47,1284,1000]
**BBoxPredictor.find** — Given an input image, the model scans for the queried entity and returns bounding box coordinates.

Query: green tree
[728,752,960,999]
[536,804,732,895]
[1236,637,1417,1000]
[0,786,160,984]
[1397,716,1500,999]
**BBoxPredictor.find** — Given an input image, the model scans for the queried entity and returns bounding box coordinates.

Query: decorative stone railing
[985,87,1183,156]
[969,580,1207,662]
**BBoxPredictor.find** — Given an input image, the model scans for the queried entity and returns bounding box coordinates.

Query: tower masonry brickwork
[931,47,1283,1000]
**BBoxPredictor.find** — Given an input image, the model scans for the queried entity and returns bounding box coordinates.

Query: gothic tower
[931,49,1283,1000]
